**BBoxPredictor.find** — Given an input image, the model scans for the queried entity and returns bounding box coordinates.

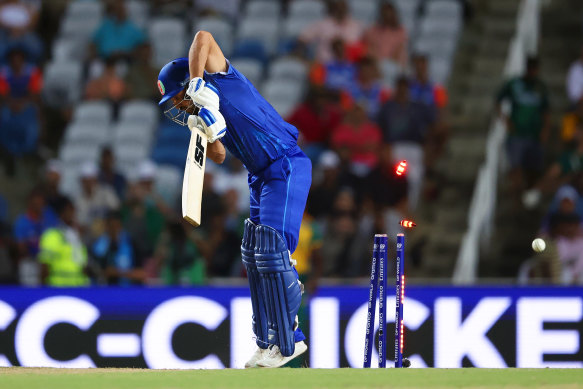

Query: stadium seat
[72,101,113,126]
[114,142,151,167]
[288,0,325,23]
[126,0,149,29]
[268,99,297,119]
[154,164,182,206]
[43,60,83,107]
[429,56,452,85]
[426,0,463,20]
[268,57,307,82]
[51,37,87,61]
[237,17,279,55]
[418,15,461,38]
[282,17,314,40]
[414,35,457,59]
[65,1,104,20]
[60,15,101,41]
[113,123,155,149]
[64,123,111,147]
[59,143,101,165]
[394,0,420,16]
[348,0,378,24]
[149,18,187,66]
[119,100,159,126]
[245,0,282,19]
[230,58,263,86]
[380,59,402,88]
[195,0,241,20]
[195,18,234,57]
[262,79,304,117]
[152,144,187,168]
[232,39,268,64]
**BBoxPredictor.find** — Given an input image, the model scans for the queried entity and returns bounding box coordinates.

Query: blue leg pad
[255,224,303,357]
[241,219,269,349]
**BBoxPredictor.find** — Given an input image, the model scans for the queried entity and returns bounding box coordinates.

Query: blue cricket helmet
[157,57,190,106]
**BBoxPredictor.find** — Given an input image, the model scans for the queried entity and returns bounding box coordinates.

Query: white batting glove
[186,77,220,110]
[187,107,226,143]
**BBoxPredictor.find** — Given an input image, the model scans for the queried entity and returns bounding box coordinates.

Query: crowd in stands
[507,50,583,285]
[0,0,460,287]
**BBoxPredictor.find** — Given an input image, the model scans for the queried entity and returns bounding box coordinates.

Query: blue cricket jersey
[203,61,300,174]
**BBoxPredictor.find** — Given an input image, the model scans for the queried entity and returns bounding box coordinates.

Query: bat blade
[182,125,208,227]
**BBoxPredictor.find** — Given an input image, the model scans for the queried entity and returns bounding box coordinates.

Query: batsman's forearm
[207,140,226,164]
[189,31,212,79]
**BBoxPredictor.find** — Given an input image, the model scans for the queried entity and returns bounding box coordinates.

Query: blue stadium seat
[232,39,268,65]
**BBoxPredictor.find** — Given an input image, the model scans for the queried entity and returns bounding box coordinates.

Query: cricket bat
[182,121,208,227]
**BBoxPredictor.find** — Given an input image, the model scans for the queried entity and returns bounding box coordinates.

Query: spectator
[377,76,436,209]
[561,98,583,144]
[126,43,160,101]
[364,146,409,240]
[300,0,362,63]
[190,202,241,277]
[310,38,356,91]
[409,54,448,110]
[540,185,583,234]
[0,0,43,62]
[212,158,251,217]
[74,161,120,240]
[98,146,127,200]
[496,57,550,203]
[287,85,342,161]
[362,2,408,67]
[293,212,323,294]
[154,220,205,285]
[0,46,41,176]
[566,46,583,105]
[410,54,450,166]
[84,56,127,105]
[90,1,146,60]
[307,150,360,219]
[330,100,382,173]
[525,126,583,207]
[13,186,58,262]
[0,194,15,284]
[122,161,166,262]
[320,188,369,277]
[41,159,67,213]
[344,56,390,118]
[38,197,89,287]
[92,210,144,286]
[549,212,583,284]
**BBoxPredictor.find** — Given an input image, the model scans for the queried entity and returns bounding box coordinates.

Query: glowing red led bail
[400,220,416,228]
[396,160,407,176]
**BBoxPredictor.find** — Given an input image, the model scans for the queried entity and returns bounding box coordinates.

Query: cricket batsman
[157,31,311,368]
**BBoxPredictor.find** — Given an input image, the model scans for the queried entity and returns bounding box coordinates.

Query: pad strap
[255,224,303,357]
[241,219,269,349]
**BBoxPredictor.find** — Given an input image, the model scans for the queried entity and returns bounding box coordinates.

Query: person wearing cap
[38,197,89,287]
[73,161,120,241]
[157,30,312,367]
[41,159,67,214]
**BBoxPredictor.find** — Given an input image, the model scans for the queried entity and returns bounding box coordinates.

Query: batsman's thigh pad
[241,218,269,349]
[255,224,302,357]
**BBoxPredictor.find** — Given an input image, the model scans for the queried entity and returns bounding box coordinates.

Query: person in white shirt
[566,47,583,104]
[74,161,120,240]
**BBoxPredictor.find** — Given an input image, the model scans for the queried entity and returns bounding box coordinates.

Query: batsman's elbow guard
[186,77,220,110]
[198,107,226,143]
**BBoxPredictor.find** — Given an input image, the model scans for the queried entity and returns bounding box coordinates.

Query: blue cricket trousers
[248,147,312,253]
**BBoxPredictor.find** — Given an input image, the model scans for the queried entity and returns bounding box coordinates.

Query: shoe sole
[256,342,308,368]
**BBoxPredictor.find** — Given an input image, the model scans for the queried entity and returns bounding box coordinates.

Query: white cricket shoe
[256,341,308,368]
[244,347,268,368]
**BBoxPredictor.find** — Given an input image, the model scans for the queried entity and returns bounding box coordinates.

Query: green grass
[1,368,582,389]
